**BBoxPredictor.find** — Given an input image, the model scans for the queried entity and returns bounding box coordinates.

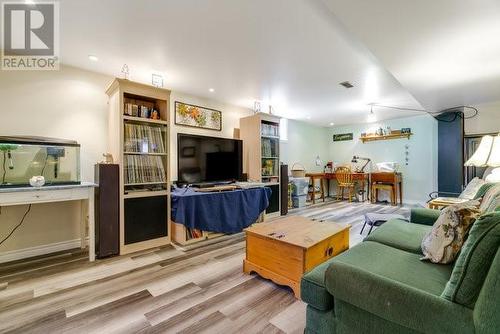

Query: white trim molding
[0,238,87,264]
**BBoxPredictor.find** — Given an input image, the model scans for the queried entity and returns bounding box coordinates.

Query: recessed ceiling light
[329,122,334,126]
[209,88,215,93]
[339,81,354,88]
[88,55,98,62]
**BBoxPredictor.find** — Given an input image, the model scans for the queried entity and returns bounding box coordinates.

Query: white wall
[280,119,330,173]
[328,114,438,203]
[169,92,252,180]
[0,66,111,252]
[0,66,251,254]
[465,101,500,135]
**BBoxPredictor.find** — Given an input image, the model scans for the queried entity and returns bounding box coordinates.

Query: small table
[305,173,326,204]
[0,183,96,262]
[428,197,469,210]
[371,172,403,205]
[243,215,350,298]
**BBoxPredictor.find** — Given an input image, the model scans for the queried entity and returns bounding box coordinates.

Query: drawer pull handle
[325,246,334,257]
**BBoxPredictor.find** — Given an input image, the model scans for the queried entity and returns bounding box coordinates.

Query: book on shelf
[124,123,165,154]
[124,102,161,120]
[186,228,203,240]
[261,123,279,137]
[124,155,166,185]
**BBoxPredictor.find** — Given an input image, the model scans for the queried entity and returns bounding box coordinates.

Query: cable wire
[0,204,32,246]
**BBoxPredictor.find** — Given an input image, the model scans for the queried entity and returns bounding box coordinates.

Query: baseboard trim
[0,238,86,264]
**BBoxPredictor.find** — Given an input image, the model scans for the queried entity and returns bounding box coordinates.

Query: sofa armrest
[325,261,474,334]
[410,208,440,226]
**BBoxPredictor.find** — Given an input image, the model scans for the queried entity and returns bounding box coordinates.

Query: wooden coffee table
[243,215,350,298]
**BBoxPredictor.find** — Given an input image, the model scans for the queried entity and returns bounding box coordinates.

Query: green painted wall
[328,114,438,203]
[280,119,330,173]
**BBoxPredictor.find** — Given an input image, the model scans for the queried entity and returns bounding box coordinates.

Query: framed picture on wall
[175,101,222,131]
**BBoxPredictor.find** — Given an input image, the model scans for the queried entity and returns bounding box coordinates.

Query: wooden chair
[335,167,355,202]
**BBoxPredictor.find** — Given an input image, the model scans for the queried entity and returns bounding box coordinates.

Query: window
[279,118,288,141]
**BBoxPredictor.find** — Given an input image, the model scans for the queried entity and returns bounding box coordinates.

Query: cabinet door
[124,195,168,245]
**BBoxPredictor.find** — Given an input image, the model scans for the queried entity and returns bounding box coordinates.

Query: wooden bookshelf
[106,78,171,255]
[360,132,412,143]
[240,113,281,216]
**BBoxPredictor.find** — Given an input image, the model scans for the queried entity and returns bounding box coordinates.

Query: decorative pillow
[479,183,500,214]
[441,212,500,308]
[421,201,480,264]
[459,177,485,199]
[473,182,497,200]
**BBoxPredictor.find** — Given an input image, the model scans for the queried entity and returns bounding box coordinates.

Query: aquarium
[0,136,81,188]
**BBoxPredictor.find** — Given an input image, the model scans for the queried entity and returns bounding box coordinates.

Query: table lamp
[464,134,500,182]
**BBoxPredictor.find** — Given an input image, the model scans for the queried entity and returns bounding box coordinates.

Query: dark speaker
[280,164,288,216]
[94,164,119,258]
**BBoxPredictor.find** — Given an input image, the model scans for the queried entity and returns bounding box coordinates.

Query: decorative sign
[175,101,222,131]
[333,133,353,142]
[401,127,412,134]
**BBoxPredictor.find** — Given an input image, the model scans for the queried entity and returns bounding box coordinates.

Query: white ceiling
[59,0,423,126]
[58,0,500,126]
[323,0,500,112]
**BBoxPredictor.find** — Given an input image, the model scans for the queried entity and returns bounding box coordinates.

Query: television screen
[177,133,242,185]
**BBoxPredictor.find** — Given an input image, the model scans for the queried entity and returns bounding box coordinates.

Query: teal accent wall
[328,114,438,203]
[280,119,330,173]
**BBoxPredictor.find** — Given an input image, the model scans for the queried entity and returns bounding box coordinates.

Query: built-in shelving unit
[240,113,281,215]
[106,78,171,255]
[360,132,413,143]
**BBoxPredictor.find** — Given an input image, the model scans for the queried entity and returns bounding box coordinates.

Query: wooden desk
[0,183,96,262]
[371,172,403,205]
[324,172,369,201]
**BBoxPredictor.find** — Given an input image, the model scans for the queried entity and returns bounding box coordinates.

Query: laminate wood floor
[0,200,415,334]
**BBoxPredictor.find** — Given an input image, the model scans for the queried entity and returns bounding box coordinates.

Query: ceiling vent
[339,81,354,88]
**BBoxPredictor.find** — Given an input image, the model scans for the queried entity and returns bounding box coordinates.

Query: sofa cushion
[473,182,498,200]
[364,219,431,254]
[459,177,485,199]
[420,201,480,264]
[410,208,441,226]
[326,241,453,296]
[441,211,500,308]
[301,258,335,311]
[324,241,472,334]
[479,183,500,213]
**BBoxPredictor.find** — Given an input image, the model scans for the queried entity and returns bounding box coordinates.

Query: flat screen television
[177,133,243,185]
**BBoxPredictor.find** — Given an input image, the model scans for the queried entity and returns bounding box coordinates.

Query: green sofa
[301,198,500,333]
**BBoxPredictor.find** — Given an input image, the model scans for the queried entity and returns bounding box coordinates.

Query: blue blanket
[171,187,271,233]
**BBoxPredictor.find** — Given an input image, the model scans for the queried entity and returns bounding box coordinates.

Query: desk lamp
[465,134,500,182]
[351,156,371,173]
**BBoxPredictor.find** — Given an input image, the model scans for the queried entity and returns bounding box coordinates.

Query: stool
[306,174,325,204]
[371,183,398,206]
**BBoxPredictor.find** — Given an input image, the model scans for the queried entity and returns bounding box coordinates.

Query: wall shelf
[360,133,412,143]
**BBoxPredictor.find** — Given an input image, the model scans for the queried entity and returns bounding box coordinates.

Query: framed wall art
[175,101,222,131]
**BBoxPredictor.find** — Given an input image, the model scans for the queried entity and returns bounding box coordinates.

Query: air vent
[339,81,354,88]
